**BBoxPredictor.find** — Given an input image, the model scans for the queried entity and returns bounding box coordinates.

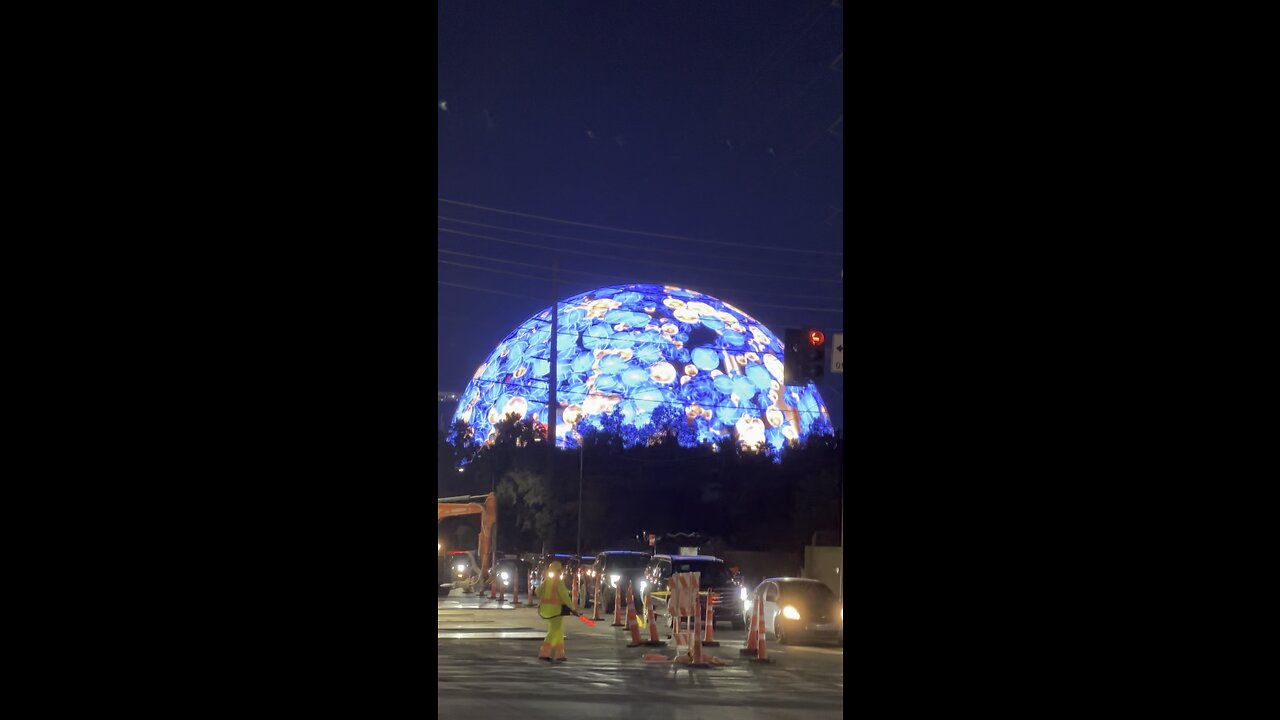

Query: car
[742,577,842,644]
[493,556,531,594]
[569,555,595,597]
[530,553,575,593]
[587,550,651,613]
[644,554,746,630]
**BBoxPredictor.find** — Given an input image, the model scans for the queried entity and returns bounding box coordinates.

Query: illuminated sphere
[452,284,832,452]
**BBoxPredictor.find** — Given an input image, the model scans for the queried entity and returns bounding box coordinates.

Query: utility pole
[576,441,583,558]
[548,261,559,557]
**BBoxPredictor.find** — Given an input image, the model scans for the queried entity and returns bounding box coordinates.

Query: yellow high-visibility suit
[537,563,577,661]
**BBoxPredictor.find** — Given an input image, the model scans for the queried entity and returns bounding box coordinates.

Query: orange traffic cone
[490,580,497,600]
[611,581,624,627]
[644,591,667,646]
[702,591,721,647]
[625,582,643,647]
[750,594,773,664]
[592,579,603,620]
[740,594,761,656]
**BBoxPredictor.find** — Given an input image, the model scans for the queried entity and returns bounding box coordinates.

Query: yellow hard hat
[547,561,563,578]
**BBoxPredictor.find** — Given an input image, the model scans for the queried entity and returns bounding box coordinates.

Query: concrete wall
[802,545,843,597]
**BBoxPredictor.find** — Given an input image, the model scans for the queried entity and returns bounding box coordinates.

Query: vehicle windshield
[779,582,836,606]
[605,555,649,570]
[670,560,732,587]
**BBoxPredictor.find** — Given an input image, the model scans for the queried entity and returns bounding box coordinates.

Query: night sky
[438,1,844,429]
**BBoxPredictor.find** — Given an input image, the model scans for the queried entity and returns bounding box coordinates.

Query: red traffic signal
[808,329,825,347]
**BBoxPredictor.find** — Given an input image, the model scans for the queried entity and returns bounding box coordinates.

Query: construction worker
[537,560,579,662]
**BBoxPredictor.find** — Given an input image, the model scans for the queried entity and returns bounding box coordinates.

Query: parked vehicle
[742,577,842,644]
[571,555,595,596]
[587,550,651,613]
[493,556,531,594]
[644,554,746,630]
[531,554,575,593]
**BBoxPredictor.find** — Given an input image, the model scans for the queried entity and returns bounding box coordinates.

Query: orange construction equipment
[740,594,761,656]
[438,493,498,583]
[592,578,603,620]
[750,594,773,664]
[702,590,720,647]
[625,581,643,647]
[611,582,624,627]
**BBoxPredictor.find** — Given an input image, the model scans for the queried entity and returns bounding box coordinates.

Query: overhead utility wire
[436,249,842,302]
[437,215,823,271]
[438,198,843,257]
[438,227,842,284]
[437,257,841,314]
[438,280,543,301]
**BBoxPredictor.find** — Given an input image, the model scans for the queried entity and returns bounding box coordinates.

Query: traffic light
[806,328,825,381]
[784,328,826,383]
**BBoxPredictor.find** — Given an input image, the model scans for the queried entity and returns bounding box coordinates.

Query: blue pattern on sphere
[451,284,832,451]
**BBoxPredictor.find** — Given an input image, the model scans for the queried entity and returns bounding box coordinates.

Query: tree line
[437,410,843,557]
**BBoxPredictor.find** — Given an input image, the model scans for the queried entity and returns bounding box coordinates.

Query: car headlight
[500,572,509,580]
[740,588,748,601]
[783,605,801,620]
[455,564,464,572]
[548,572,555,579]
[640,580,647,592]
[610,574,620,587]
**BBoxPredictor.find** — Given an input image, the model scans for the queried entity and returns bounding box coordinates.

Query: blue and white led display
[452,284,832,452]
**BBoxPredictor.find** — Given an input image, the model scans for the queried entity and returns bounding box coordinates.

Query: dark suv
[531,554,575,593]
[644,554,745,630]
[588,550,651,613]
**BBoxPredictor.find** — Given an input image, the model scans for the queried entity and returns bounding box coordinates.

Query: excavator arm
[438,493,497,582]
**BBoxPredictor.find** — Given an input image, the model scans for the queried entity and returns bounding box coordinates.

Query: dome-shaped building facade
[452,284,831,452]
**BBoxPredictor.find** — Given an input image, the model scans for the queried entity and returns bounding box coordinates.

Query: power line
[439,255,842,313]
[437,215,824,271]
[439,258,553,283]
[438,198,842,257]
[438,227,842,284]
[437,248,842,302]
[438,280,543,301]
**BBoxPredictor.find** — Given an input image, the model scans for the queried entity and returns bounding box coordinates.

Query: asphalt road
[439,590,844,720]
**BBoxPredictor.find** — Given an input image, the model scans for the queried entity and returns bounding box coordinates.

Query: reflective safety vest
[538,580,567,619]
